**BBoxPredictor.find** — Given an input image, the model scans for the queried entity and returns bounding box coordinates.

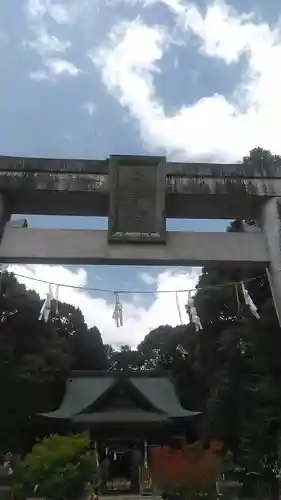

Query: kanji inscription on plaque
[108,155,166,243]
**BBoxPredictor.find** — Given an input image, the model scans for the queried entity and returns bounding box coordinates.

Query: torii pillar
[0,194,10,244]
[261,197,281,326]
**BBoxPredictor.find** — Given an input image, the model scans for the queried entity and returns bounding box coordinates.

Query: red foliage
[149,440,223,492]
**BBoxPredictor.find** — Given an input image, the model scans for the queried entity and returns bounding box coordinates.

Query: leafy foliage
[12,433,97,500]
[149,440,223,498]
[0,272,107,452]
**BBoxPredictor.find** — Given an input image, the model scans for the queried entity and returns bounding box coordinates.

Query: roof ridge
[70,370,173,378]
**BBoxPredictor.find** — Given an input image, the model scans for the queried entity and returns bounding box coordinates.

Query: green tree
[71,326,107,370]
[0,271,107,452]
[192,148,281,475]
[137,324,207,411]
[0,272,71,452]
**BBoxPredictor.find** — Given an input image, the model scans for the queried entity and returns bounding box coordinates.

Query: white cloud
[139,271,157,285]
[7,264,200,348]
[91,0,281,162]
[84,102,96,116]
[29,69,50,81]
[45,58,81,76]
[26,0,71,23]
[47,3,72,24]
[27,0,48,19]
[25,0,76,78]
[28,28,71,55]
[29,59,80,81]
[24,0,281,159]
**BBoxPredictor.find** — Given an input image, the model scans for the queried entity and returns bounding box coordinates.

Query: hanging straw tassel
[185,291,193,322]
[112,292,123,327]
[176,344,188,357]
[144,440,148,469]
[94,441,99,467]
[176,292,183,325]
[0,264,3,295]
[235,283,241,317]
[55,285,59,316]
[187,291,194,310]
[39,283,53,323]
[241,281,260,319]
[185,291,203,331]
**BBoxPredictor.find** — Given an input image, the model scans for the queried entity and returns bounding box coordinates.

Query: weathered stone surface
[0,155,281,219]
[0,155,108,173]
[0,228,268,266]
[108,156,166,243]
[0,171,107,192]
[166,159,281,177]
[166,175,280,196]
[2,154,281,177]
[0,169,280,199]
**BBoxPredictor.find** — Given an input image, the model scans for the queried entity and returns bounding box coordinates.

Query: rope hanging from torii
[0,266,261,327]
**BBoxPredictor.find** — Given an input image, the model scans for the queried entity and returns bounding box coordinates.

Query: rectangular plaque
[108,155,166,243]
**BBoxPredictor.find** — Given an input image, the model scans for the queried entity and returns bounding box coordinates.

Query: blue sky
[1,0,280,346]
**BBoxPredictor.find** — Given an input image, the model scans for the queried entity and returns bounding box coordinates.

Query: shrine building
[40,370,201,494]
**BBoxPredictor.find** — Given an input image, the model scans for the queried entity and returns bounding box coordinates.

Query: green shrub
[12,433,98,500]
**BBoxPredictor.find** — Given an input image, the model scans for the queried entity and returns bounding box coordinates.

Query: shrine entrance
[39,371,201,496]
[0,153,281,322]
[1,153,281,498]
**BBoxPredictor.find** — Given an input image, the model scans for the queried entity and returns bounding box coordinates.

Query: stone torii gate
[0,154,280,323]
